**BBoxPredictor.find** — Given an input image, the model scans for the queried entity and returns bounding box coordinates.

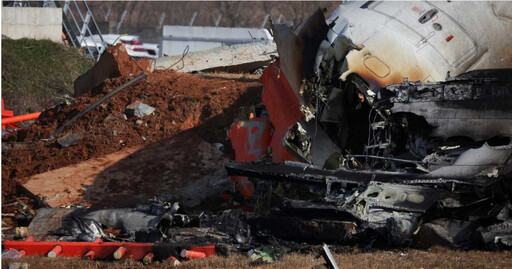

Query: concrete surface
[151,41,277,73]
[2,7,62,42]
[160,26,272,56]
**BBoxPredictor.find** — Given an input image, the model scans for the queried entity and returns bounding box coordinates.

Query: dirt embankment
[2,50,262,201]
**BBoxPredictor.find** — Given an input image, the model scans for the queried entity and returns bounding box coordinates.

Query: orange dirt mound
[2,70,262,202]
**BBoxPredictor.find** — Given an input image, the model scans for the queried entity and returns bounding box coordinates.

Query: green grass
[1,38,94,114]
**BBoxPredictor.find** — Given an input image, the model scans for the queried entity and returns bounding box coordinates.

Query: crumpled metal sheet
[345,182,448,216]
[428,140,512,178]
[384,75,512,141]
[200,210,252,245]
[270,8,329,103]
[412,218,477,248]
[261,60,303,163]
[27,208,104,242]
[225,3,512,250]
[250,215,357,243]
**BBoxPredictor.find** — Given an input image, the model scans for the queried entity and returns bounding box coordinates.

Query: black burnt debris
[225,7,512,251]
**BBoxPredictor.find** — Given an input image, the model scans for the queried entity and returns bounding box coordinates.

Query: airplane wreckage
[8,1,512,260]
[226,1,512,249]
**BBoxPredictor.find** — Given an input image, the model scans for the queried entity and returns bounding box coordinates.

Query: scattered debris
[212,142,225,153]
[2,248,24,260]
[314,244,339,269]
[57,133,83,147]
[248,245,284,264]
[103,113,127,123]
[125,101,155,118]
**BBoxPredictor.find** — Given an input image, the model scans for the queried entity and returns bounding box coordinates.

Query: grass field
[3,248,512,269]
[1,38,93,115]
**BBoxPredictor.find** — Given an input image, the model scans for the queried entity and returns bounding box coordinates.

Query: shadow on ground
[81,85,262,209]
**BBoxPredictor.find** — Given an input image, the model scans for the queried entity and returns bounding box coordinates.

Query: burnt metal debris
[225,5,512,251]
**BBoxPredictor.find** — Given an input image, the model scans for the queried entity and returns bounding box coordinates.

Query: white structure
[325,1,512,87]
[2,7,62,42]
[159,26,273,56]
[152,41,276,72]
[81,34,158,58]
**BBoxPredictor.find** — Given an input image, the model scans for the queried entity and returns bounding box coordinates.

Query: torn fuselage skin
[269,2,512,179]
[228,1,512,248]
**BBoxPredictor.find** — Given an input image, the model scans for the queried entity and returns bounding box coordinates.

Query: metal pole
[83,1,107,45]
[277,14,283,24]
[347,155,422,164]
[189,12,197,26]
[65,1,94,58]
[261,14,270,28]
[104,6,112,21]
[62,20,77,47]
[158,13,166,28]
[116,10,127,34]
[158,38,163,57]
[64,1,86,43]
[214,14,222,27]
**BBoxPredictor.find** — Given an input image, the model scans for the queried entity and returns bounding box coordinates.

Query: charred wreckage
[5,1,512,263]
[226,1,512,250]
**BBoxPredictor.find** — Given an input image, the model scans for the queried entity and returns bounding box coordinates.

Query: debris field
[2,1,512,267]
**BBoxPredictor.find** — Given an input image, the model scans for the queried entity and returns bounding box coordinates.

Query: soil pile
[2,50,262,202]
[106,44,152,77]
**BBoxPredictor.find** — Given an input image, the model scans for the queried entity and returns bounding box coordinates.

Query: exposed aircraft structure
[226,1,512,248]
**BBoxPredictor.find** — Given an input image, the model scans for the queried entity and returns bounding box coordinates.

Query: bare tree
[86,1,340,31]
